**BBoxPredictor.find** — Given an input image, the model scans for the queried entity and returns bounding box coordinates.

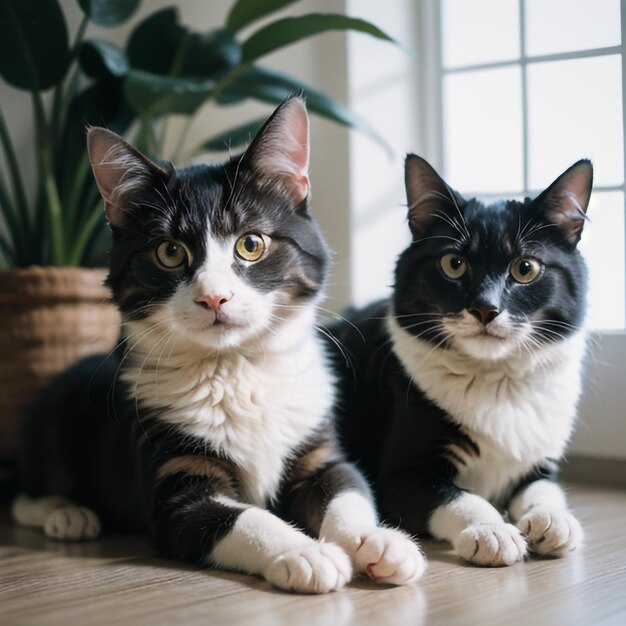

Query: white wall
[345,0,420,308]
[572,334,626,459]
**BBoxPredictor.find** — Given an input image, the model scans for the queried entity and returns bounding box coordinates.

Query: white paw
[517,506,583,557]
[264,542,352,594]
[352,527,426,585]
[44,506,101,541]
[455,523,526,567]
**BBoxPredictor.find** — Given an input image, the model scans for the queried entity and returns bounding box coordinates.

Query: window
[346,0,626,459]
[439,0,625,330]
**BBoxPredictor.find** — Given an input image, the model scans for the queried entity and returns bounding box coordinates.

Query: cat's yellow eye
[235,233,269,262]
[440,254,467,279]
[510,257,542,284]
[155,239,191,270]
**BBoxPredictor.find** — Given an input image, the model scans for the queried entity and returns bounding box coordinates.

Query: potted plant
[0,0,405,465]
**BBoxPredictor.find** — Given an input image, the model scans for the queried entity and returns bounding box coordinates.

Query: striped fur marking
[289,443,336,485]
[157,455,235,487]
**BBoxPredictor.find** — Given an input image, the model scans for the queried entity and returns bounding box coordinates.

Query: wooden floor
[1,485,625,626]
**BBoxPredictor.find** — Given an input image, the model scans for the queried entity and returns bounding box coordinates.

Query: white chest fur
[388,318,587,503]
[122,320,335,506]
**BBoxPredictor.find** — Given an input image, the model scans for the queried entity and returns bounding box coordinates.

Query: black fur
[331,156,592,536]
[18,98,369,569]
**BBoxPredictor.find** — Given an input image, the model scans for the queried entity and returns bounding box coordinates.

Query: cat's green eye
[440,254,467,279]
[510,257,542,284]
[235,233,270,262]
[155,239,191,270]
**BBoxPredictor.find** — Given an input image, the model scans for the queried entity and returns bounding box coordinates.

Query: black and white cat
[12,98,425,592]
[332,155,592,566]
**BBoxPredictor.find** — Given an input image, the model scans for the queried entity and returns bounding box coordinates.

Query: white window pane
[528,56,624,189]
[525,0,621,57]
[444,67,523,193]
[579,192,625,330]
[442,0,520,68]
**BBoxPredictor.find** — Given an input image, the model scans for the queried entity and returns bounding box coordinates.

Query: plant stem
[52,16,88,157]
[0,175,18,264]
[139,116,159,157]
[171,116,194,163]
[70,203,103,265]
[0,105,30,257]
[208,63,250,103]
[158,33,194,153]
[0,232,15,266]
[65,153,91,240]
[170,63,249,163]
[32,90,65,265]
[73,15,89,54]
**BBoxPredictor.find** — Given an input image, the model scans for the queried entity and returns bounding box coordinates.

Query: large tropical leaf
[241,14,408,64]
[79,39,129,79]
[0,0,70,90]
[127,7,241,77]
[124,70,218,116]
[217,66,390,153]
[77,0,140,27]
[226,0,302,33]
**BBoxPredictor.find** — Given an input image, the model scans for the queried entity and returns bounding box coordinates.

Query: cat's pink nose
[195,292,233,311]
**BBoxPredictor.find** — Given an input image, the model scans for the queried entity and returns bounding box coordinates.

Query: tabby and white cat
[332,155,592,566]
[12,98,424,592]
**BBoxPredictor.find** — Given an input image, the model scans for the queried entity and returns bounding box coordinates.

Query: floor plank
[1,485,625,626]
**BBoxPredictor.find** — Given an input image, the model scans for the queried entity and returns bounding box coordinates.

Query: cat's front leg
[283,449,426,584]
[154,457,351,594]
[320,488,426,584]
[508,478,583,557]
[429,491,527,567]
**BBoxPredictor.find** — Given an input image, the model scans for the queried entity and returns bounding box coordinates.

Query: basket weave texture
[0,267,120,462]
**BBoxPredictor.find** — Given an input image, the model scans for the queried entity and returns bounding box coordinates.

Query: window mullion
[422,0,444,171]
[621,0,626,326]
[520,0,529,196]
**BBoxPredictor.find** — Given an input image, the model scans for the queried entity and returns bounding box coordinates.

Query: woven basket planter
[0,267,120,463]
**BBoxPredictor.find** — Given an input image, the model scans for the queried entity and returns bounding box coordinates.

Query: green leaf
[226,0,302,33]
[124,70,217,116]
[0,104,30,253]
[194,117,267,152]
[58,78,133,227]
[241,13,411,64]
[78,0,140,27]
[0,231,15,265]
[0,0,70,91]
[128,8,241,77]
[218,66,391,154]
[79,39,129,79]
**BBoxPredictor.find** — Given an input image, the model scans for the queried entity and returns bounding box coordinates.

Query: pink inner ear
[291,174,310,204]
[405,155,461,234]
[88,128,162,228]
[88,130,130,225]
[287,101,310,174]
[253,98,311,203]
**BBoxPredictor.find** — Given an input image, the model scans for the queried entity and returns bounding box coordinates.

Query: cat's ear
[405,154,465,235]
[87,127,170,229]
[532,159,593,247]
[244,96,310,204]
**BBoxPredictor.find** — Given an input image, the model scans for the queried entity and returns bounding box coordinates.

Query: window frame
[422,0,626,325]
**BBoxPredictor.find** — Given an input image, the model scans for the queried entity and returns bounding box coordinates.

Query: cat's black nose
[468,303,499,326]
